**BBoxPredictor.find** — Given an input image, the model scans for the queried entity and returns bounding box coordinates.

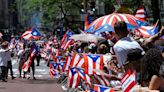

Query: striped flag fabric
[136,20,158,38]
[22,46,37,72]
[22,28,42,40]
[49,68,60,78]
[68,67,81,88]
[135,6,147,21]
[94,75,110,86]
[85,13,145,33]
[93,84,115,92]
[60,30,74,50]
[64,54,72,71]
[84,13,92,30]
[69,52,81,68]
[82,54,104,75]
[121,70,136,92]
[68,67,91,88]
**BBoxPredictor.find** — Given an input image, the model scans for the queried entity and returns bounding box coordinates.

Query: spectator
[113,21,143,67]
[0,41,10,82]
[141,48,164,91]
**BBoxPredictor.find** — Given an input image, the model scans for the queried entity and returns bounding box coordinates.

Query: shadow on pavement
[6,78,58,84]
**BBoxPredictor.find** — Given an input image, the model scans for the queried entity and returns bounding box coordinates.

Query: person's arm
[149,75,161,90]
[144,26,164,46]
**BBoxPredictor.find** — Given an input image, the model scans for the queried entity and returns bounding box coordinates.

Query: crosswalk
[10,58,51,79]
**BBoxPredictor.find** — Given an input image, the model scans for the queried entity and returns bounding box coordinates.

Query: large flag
[93,84,114,92]
[121,70,136,92]
[60,30,74,50]
[135,6,147,21]
[85,13,92,30]
[22,28,42,40]
[136,20,158,38]
[22,46,37,72]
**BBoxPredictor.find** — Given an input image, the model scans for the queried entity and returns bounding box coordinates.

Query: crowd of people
[0,21,164,92]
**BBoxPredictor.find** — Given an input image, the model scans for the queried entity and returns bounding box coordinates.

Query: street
[0,58,64,92]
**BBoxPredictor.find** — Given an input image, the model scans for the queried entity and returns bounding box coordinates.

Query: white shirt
[113,37,143,67]
[0,49,10,66]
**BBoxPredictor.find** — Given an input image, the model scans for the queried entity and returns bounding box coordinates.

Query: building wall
[0,0,9,28]
[159,0,164,24]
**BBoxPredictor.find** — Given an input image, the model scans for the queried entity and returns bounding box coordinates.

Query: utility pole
[84,0,87,13]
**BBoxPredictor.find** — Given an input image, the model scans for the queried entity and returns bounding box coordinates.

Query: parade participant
[113,21,143,68]
[27,42,37,80]
[36,43,41,66]
[6,45,16,80]
[123,48,145,83]
[18,45,30,78]
[0,41,10,82]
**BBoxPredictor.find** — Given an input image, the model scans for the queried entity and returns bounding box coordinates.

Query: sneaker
[33,77,36,80]
[61,85,67,91]
[12,77,16,80]
[2,79,7,82]
[27,77,30,80]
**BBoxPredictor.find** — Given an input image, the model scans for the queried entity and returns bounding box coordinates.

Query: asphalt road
[0,58,64,92]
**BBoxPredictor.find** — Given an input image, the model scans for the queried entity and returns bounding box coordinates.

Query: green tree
[21,0,83,27]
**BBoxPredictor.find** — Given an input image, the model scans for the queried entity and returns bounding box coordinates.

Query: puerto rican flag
[68,67,81,88]
[93,84,114,92]
[64,53,73,71]
[68,67,91,88]
[136,20,158,38]
[135,6,147,21]
[49,61,66,72]
[22,46,37,72]
[82,54,104,75]
[60,30,74,50]
[121,70,136,92]
[64,52,82,72]
[22,28,42,40]
[94,75,110,86]
[49,68,60,78]
[84,13,92,30]
[69,52,81,68]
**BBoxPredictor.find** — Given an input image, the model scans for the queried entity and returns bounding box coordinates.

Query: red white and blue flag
[135,6,147,21]
[85,13,92,30]
[121,70,136,92]
[22,46,37,72]
[94,75,110,86]
[22,28,42,40]
[68,67,91,88]
[60,30,74,50]
[93,84,115,92]
[49,68,60,78]
[136,20,158,38]
[82,54,104,75]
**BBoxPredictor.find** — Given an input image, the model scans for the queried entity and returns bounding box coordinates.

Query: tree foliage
[21,0,83,27]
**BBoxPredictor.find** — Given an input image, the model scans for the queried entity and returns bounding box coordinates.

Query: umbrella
[70,33,105,43]
[85,13,146,33]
